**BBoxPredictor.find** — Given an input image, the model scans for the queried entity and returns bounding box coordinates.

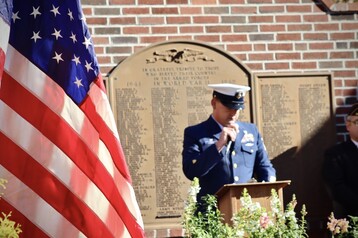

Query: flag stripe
[1,1,144,236]
[2,61,143,237]
[0,99,129,237]
[0,134,115,237]
[0,70,138,236]
[0,165,88,238]
[0,196,49,238]
[4,45,143,232]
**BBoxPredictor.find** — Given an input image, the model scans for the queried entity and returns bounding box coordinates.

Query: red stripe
[0,72,144,237]
[0,132,114,237]
[80,88,131,183]
[0,199,49,238]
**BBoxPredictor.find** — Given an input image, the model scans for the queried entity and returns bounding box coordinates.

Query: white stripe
[0,166,85,238]
[0,17,10,52]
[89,83,119,140]
[0,101,128,237]
[4,46,143,227]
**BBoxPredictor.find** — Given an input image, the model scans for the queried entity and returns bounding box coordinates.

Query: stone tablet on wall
[107,40,252,228]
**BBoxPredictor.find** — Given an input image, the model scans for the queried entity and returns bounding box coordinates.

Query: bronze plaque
[253,73,336,228]
[107,40,252,228]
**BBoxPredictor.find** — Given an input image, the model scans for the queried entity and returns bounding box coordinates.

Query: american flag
[0,0,145,237]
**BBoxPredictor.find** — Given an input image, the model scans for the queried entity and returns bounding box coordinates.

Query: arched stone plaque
[107,40,252,228]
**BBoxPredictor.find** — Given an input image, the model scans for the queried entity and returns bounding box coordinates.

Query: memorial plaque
[107,41,252,228]
[253,74,335,160]
[253,73,336,229]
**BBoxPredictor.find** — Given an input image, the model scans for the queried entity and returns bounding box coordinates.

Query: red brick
[140,36,166,43]
[222,34,247,42]
[232,6,257,14]
[267,43,293,51]
[287,24,312,31]
[334,70,356,78]
[276,15,301,23]
[331,32,355,40]
[152,26,178,34]
[309,42,334,50]
[234,25,258,32]
[194,35,220,42]
[82,7,93,15]
[167,16,191,24]
[248,15,274,23]
[86,17,107,25]
[295,43,308,51]
[260,24,285,32]
[110,17,136,25]
[342,22,358,30]
[330,51,354,59]
[292,61,317,69]
[259,6,285,13]
[303,33,328,40]
[193,16,219,23]
[345,60,358,68]
[139,17,165,25]
[92,36,110,45]
[122,7,150,14]
[180,26,204,33]
[138,0,164,4]
[303,52,328,60]
[276,53,301,60]
[180,6,202,14]
[123,26,149,34]
[219,0,245,3]
[167,0,188,3]
[286,5,312,12]
[109,0,135,4]
[94,46,104,54]
[248,0,273,3]
[344,79,358,87]
[249,53,274,61]
[254,44,266,51]
[246,62,263,70]
[227,44,252,52]
[97,55,111,64]
[192,0,217,4]
[152,7,179,14]
[206,25,231,33]
[204,6,230,14]
[303,14,329,22]
[314,23,339,31]
[277,33,301,41]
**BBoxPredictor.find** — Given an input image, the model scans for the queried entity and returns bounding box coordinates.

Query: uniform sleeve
[182,127,226,180]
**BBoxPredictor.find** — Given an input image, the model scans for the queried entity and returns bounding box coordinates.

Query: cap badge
[235,92,244,99]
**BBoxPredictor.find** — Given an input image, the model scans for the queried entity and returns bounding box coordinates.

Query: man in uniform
[323,103,358,218]
[182,83,276,203]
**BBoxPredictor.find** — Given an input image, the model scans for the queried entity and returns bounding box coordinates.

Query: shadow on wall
[271,118,337,238]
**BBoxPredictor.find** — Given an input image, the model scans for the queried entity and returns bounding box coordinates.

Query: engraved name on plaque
[107,41,252,228]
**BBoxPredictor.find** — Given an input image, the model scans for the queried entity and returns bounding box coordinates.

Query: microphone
[226,139,232,154]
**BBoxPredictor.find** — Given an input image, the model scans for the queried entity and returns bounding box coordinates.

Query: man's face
[211,98,241,126]
[346,115,358,141]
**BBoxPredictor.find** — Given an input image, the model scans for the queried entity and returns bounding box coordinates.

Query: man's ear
[211,98,216,109]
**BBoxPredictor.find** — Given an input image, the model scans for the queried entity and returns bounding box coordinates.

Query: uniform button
[250,149,254,153]
[233,163,238,168]
[232,151,236,156]
[234,176,239,182]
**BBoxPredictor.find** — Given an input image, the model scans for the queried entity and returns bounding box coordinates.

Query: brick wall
[81,0,357,237]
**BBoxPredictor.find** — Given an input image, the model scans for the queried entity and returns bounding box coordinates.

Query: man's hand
[216,123,239,152]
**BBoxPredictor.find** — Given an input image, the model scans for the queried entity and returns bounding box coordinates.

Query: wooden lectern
[215,180,291,225]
